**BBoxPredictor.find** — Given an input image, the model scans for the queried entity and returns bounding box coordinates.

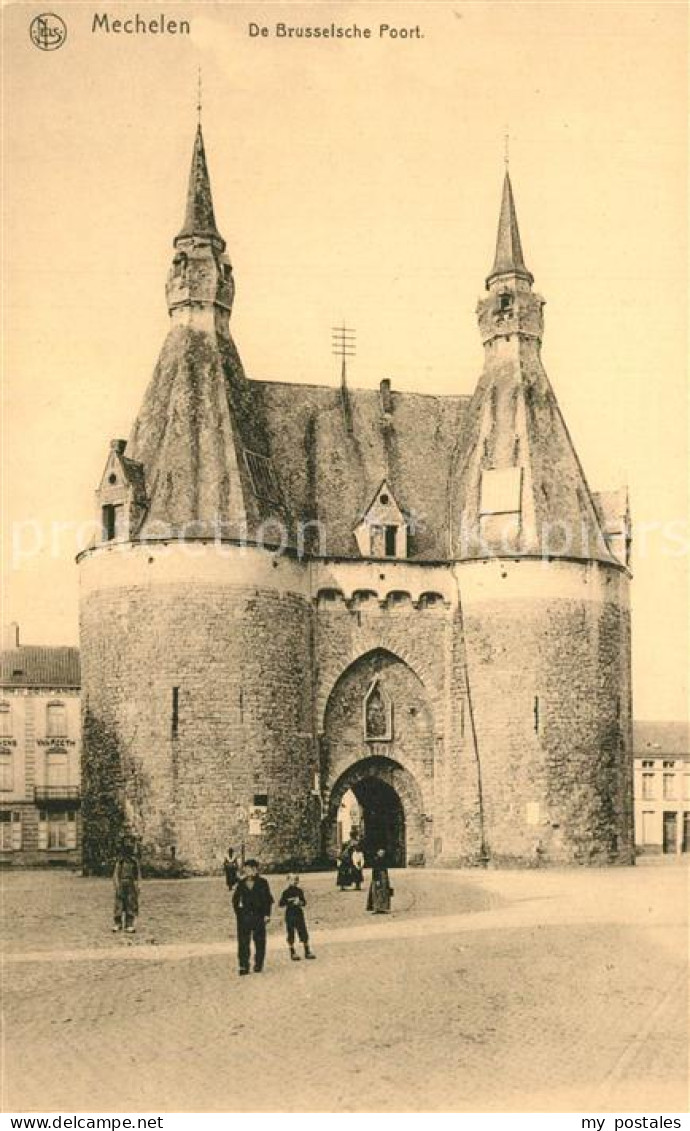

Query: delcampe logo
[29,12,67,50]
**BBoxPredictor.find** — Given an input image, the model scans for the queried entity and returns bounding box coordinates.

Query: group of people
[336,840,394,915]
[223,849,316,973]
[111,838,394,976]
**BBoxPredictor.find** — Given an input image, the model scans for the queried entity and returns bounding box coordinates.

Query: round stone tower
[79,126,319,874]
[449,171,634,865]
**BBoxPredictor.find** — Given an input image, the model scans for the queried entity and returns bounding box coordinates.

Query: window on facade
[663,760,675,769]
[642,773,655,800]
[46,703,67,738]
[38,810,77,851]
[642,760,654,768]
[0,703,11,737]
[663,774,676,800]
[384,525,397,557]
[253,793,269,808]
[0,753,13,792]
[0,811,21,851]
[46,750,69,790]
[642,811,656,846]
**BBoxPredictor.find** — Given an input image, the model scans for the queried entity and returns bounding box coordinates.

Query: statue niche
[363,679,392,742]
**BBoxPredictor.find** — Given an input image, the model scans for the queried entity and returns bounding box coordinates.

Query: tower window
[171,687,180,737]
[499,293,514,311]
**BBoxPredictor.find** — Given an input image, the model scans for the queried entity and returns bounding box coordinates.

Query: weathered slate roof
[487,170,533,287]
[633,721,689,757]
[176,125,225,250]
[117,128,623,569]
[252,379,470,559]
[0,647,81,689]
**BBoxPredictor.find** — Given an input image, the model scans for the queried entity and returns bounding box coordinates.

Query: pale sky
[2,1,688,720]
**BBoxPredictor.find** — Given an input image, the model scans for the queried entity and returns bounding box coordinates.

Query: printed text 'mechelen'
[92,13,191,34]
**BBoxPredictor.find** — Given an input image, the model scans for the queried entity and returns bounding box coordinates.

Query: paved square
[2,863,687,1112]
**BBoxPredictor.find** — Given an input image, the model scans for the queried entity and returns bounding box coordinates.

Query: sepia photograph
[1,0,688,1119]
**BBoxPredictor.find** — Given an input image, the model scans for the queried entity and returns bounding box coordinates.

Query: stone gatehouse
[78,125,634,873]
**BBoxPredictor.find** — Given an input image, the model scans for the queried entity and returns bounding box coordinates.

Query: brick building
[633,721,690,855]
[0,624,81,866]
[78,126,634,874]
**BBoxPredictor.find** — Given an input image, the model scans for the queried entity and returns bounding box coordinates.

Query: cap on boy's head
[244,858,259,870]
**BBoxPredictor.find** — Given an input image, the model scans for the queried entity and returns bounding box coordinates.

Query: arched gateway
[322,649,432,866]
[327,756,424,866]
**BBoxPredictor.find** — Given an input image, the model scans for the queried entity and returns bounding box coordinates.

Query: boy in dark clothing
[112,839,140,933]
[278,874,316,962]
[232,859,274,975]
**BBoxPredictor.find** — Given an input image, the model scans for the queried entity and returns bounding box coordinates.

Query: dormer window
[102,504,122,542]
[354,480,409,560]
[96,440,147,545]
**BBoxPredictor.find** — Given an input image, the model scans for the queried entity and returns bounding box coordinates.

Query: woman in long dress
[366,848,393,914]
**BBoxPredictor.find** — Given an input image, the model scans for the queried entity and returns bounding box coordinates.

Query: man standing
[232,859,274,975]
[112,838,141,933]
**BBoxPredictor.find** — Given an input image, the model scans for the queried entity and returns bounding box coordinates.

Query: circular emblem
[30,13,67,50]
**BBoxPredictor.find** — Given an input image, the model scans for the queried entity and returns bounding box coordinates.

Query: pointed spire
[175,124,225,250]
[486,170,533,289]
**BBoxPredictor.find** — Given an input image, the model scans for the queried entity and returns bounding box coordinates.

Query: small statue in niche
[365,682,389,740]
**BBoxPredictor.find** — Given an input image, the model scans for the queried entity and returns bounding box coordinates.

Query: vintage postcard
[2,0,688,1118]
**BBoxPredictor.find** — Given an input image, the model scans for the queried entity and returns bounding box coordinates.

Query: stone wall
[79,543,633,873]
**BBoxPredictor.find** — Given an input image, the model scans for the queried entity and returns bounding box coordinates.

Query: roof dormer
[354,479,408,560]
[96,440,147,544]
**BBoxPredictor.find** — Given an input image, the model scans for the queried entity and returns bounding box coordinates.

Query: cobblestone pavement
[2,863,687,1113]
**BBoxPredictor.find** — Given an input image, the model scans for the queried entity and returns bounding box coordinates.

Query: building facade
[0,625,81,866]
[633,721,690,855]
[78,127,634,874]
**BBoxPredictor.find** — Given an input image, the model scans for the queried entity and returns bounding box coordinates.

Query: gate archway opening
[327,756,425,867]
[352,775,406,866]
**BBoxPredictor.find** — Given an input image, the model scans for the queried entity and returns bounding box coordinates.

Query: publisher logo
[30,13,67,50]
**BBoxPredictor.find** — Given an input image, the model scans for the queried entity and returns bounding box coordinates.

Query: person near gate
[278,874,316,962]
[232,859,274,975]
[112,837,141,933]
[223,844,241,891]
[366,847,393,914]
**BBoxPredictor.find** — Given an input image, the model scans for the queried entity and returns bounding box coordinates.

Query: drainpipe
[452,564,490,866]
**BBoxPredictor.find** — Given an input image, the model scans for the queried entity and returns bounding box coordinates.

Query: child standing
[278,874,316,962]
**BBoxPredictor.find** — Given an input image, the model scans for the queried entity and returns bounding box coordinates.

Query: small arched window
[46,702,67,738]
